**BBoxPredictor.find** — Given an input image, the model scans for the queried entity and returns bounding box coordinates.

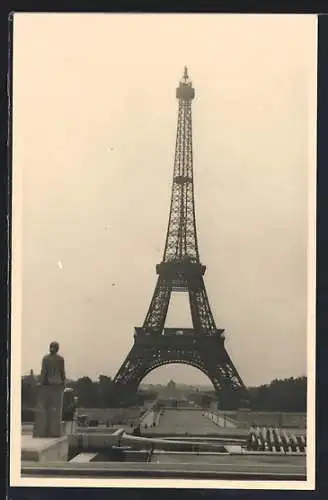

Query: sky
[13,14,317,387]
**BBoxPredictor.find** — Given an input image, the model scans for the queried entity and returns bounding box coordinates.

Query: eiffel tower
[113,67,249,409]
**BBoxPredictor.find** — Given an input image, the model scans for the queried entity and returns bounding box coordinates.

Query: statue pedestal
[33,385,64,438]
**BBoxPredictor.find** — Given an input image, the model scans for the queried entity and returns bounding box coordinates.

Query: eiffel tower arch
[113,68,249,409]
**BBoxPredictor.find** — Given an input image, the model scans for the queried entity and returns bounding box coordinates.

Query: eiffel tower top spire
[182,66,190,83]
[176,66,195,101]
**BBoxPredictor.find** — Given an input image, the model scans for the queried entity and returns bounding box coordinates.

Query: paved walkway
[149,409,220,435]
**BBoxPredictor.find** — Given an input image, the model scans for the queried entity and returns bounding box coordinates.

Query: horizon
[22,369,307,388]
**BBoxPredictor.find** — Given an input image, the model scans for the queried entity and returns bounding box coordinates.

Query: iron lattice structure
[113,68,248,408]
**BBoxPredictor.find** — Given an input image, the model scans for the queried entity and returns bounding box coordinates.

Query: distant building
[167,380,176,390]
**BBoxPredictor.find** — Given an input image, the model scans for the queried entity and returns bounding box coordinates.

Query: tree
[71,376,98,408]
[249,376,307,412]
[98,375,114,407]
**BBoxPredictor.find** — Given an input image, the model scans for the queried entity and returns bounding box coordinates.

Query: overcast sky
[13,14,316,387]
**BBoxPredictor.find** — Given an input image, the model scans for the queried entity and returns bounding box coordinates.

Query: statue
[33,342,66,438]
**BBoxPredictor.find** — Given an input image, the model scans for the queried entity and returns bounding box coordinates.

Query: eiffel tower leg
[113,346,145,397]
[188,277,217,333]
[143,277,172,332]
[113,338,160,403]
[204,349,249,409]
[113,278,173,403]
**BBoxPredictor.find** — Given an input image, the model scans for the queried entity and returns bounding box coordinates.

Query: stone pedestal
[33,385,64,438]
[22,435,69,462]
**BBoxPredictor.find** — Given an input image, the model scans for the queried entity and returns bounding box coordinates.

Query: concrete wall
[236,410,306,429]
[215,410,306,429]
[202,409,306,430]
[76,407,145,425]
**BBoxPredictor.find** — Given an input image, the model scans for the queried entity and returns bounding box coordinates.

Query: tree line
[189,376,307,412]
[22,373,307,412]
[21,373,158,409]
[248,376,307,412]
